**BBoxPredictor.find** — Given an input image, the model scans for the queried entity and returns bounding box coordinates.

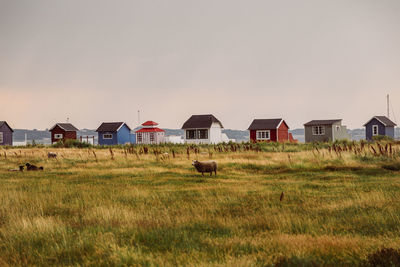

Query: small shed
[49,123,79,144]
[363,116,397,140]
[96,122,133,145]
[0,121,14,146]
[135,121,165,144]
[248,118,291,142]
[304,119,350,143]
[181,114,224,144]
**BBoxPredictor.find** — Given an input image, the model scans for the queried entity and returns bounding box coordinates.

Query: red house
[49,123,79,144]
[248,118,294,143]
[135,121,165,144]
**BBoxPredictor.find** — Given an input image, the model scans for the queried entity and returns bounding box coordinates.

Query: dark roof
[304,119,342,126]
[247,119,286,130]
[0,121,13,132]
[363,116,397,127]
[49,123,79,132]
[181,114,223,129]
[96,122,131,132]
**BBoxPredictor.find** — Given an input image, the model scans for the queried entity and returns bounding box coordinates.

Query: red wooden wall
[51,125,77,144]
[249,121,290,143]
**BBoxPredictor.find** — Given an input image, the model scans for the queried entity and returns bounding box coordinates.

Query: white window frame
[0,132,3,143]
[256,130,270,140]
[54,133,63,139]
[372,125,379,136]
[312,126,325,135]
[103,133,113,139]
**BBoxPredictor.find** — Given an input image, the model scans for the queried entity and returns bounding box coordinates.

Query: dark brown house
[49,123,79,144]
[0,121,13,146]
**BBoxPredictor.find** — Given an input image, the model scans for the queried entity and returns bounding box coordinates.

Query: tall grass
[0,143,399,266]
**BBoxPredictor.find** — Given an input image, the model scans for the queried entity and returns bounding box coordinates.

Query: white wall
[184,123,223,144]
[209,122,223,144]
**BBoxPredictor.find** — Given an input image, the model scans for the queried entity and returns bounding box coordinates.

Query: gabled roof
[181,114,224,129]
[96,122,131,132]
[136,127,165,133]
[248,119,288,130]
[304,119,342,126]
[49,123,79,132]
[142,121,159,126]
[0,121,13,132]
[363,116,397,127]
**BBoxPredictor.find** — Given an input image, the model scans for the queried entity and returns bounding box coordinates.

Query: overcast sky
[1,0,399,130]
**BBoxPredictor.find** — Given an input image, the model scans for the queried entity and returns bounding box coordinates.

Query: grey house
[0,121,13,146]
[363,116,396,141]
[304,119,350,143]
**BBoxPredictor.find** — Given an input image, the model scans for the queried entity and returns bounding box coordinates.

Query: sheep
[192,160,217,176]
[47,152,57,159]
[8,166,24,172]
[25,163,44,171]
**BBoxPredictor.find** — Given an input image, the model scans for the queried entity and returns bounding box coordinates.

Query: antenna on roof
[387,94,390,118]
[67,117,69,123]
[137,110,140,126]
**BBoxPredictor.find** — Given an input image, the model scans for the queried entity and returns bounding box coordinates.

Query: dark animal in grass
[47,152,57,159]
[25,163,44,171]
[192,160,217,176]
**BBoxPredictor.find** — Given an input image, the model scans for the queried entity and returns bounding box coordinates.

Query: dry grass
[0,144,399,266]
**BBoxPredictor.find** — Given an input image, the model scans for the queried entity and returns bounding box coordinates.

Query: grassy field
[0,142,400,266]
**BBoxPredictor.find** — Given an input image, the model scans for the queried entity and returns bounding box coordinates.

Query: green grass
[0,145,399,266]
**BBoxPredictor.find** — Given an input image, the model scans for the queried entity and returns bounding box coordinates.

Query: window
[312,126,325,135]
[256,130,270,140]
[103,134,113,139]
[0,132,3,143]
[372,125,379,136]
[54,133,63,139]
[197,129,208,139]
[150,133,155,142]
[137,133,142,143]
[186,130,196,139]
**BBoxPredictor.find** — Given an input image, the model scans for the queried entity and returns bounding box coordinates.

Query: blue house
[95,122,135,145]
[363,116,397,141]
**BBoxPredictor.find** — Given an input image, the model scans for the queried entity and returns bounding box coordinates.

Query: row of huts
[0,115,397,146]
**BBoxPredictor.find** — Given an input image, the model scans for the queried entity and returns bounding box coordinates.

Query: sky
[1,0,400,130]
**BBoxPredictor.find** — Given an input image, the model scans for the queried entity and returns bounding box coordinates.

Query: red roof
[142,121,159,126]
[135,127,165,133]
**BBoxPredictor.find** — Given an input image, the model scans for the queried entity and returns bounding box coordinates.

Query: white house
[135,121,165,144]
[181,114,224,144]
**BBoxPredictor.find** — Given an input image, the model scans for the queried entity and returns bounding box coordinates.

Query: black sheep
[25,163,44,171]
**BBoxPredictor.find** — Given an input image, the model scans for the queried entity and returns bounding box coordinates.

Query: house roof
[142,121,159,126]
[96,122,131,132]
[136,127,165,133]
[304,119,342,126]
[0,121,13,132]
[247,119,287,130]
[181,114,224,129]
[363,116,397,127]
[49,123,79,132]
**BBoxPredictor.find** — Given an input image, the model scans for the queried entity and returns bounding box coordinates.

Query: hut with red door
[49,123,79,144]
[248,118,295,143]
[135,121,165,144]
